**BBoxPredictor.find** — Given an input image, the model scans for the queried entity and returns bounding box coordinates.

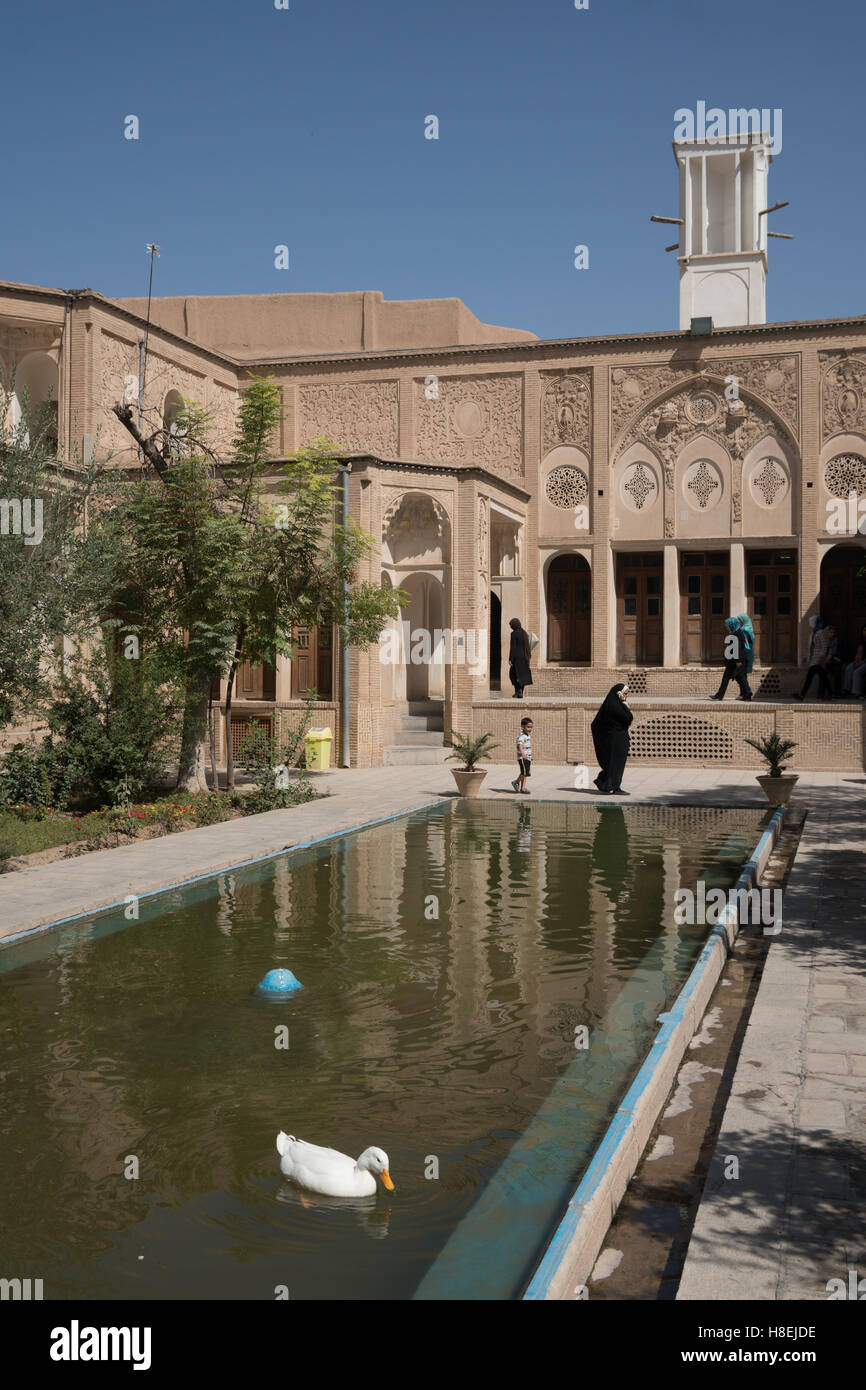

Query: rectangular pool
[0,800,766,1300]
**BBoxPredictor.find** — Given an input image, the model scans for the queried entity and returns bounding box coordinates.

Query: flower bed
[0,783,317,870]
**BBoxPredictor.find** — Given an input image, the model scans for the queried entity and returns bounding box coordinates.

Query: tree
[103,376,403,791]
[0,375,104,727]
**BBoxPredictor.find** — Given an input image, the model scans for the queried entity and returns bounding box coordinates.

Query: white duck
[276,1132,395,1197]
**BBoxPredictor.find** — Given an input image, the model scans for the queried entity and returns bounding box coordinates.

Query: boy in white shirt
[512,717,533,795]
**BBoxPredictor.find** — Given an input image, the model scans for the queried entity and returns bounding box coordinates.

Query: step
[397,714,445,731]
[392,730,447,747]
[405,700,444,717]
[382,745,451,766]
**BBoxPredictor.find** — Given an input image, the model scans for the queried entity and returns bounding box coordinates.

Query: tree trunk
[224,623,246,792]
[224,660,238,791]
[177,682,210,793]
[208,685,219,792]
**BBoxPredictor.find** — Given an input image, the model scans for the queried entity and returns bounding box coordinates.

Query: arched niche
[400,571,446,700]
[742,436,796,536]
[539,444,591,539]
[163,389,186,437]
[819,542,866,658]
[612,442,663,541]
[12,351,59,450]
[544,550,592,663]
[674,434,731,538]
[382,491,451,567]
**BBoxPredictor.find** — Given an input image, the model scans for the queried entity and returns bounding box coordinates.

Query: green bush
[0,741,56,811]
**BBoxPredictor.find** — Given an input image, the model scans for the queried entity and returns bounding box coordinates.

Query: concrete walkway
[1,762,864,1303]
[677,779,866,1301]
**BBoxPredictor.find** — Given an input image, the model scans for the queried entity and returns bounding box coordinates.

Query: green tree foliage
[0,376,103,725]
[100,375,404,791]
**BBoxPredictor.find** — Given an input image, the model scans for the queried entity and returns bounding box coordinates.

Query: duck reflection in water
[276,1183,393,1239]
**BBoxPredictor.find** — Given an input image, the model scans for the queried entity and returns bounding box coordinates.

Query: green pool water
[0,800,765,1301]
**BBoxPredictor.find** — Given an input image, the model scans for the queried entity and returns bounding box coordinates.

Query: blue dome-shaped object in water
[257,968,302,996]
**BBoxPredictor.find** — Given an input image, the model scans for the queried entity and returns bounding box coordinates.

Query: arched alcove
[545,552,591,662]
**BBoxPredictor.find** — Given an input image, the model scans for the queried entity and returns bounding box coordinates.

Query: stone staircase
[382,700,449,766]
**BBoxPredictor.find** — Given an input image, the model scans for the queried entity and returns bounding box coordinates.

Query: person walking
[508,618,533,698]
[512,716,533,794]
[711,617,753,701]
[793,617,835,701]
[591,683,633,794]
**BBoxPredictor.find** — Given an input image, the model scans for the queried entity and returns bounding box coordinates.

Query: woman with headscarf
[508,618,533,698]
[591,682,633,794]
[711,617,753,701]
[736,613,755,675]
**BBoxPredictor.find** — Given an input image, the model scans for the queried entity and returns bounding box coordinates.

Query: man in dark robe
[591,683,633,794]
[508,618,533,698]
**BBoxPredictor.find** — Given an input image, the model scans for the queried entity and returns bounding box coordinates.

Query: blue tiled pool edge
[522,804,785,1302]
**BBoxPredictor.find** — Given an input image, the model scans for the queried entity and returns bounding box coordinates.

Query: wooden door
[680,553,729,663]
[616,553,663,665]
[237,659,276,700]
[291,625,333,697]
[746,550,797,663]
[547,555,591,662]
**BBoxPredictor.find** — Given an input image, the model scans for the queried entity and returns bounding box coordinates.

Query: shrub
[0,741,56,811]
[446,731,500,771]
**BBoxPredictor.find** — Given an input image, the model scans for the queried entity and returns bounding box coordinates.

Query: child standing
[512,717,533,794]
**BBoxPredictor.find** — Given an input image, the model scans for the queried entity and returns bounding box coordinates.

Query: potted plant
[744,732,799,805]
[446,731,500,798]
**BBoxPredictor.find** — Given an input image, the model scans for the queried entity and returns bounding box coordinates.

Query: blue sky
[2,0,863,342]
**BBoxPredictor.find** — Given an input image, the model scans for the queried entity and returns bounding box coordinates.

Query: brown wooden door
[547,554,591,662]
[616,552,663,665]
[237,659,276,699]
[820,546,866,659]
[746,550,797,663]
[680,552,729,663]
[291,625,333,697]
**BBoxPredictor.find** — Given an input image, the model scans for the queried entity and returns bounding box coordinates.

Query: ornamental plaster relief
[820,353,866,442]
[610,354,799,444]
[414,373,523,477]
[540,370,591,454]
[298,380,399,456]
[615,381,794,486]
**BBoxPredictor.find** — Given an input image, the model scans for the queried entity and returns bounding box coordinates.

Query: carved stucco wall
[98,331,234,456]
[613,373,798,537]
[298,380,399,455]
[610,355,800,447]
[414,373,523,478]
[540,370,592,455]
[820,353,866,443]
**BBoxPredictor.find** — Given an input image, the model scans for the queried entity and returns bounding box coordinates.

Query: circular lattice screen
[545,465,589,509]
[824,454,866,499]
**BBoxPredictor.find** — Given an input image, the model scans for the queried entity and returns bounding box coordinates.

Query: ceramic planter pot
[451,769,487,798]
[757,773,799,806]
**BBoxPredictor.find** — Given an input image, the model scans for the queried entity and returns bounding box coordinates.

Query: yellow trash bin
[304,727,333,771]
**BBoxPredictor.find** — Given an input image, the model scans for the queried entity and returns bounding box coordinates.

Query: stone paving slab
[678,788,866,1301]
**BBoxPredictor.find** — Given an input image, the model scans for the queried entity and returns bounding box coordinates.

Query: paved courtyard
[0,763,863,1301]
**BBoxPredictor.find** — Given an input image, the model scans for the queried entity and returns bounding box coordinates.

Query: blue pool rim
[522,802,785,1301]
[0,795,768,948]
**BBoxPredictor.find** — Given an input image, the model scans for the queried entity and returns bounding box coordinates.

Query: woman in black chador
[508,618,533,698]
[591,682,633,794]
